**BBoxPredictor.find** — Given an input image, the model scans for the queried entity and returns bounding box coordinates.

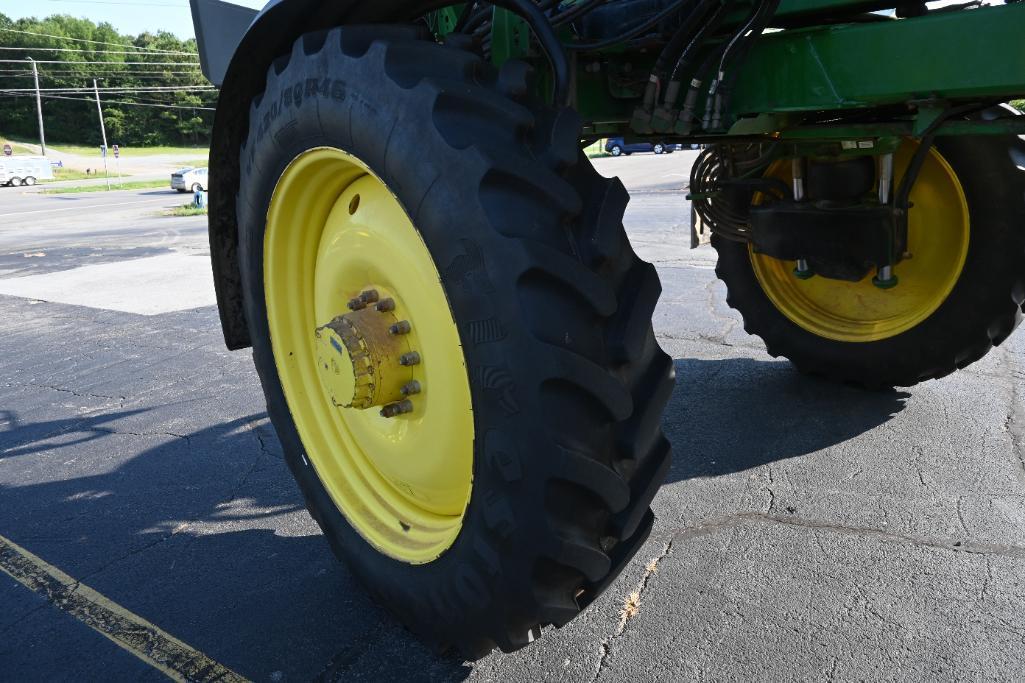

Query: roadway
[1,152,1023,681]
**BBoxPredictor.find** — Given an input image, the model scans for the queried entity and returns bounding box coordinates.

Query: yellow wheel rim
[750,142,970,343]
[264,147,474,564]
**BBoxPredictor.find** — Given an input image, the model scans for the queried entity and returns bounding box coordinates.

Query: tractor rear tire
[713,128,1025,388]
[235,26,674,657]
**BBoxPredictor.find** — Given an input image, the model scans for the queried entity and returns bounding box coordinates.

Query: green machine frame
[432,1,1025,144]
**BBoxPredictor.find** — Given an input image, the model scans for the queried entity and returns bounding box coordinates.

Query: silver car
[171,167,209,193]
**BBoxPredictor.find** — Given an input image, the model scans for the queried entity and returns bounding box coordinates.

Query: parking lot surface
[1,152,1024,681]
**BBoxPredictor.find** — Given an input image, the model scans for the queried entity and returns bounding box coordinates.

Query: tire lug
[400,380,421,396]
[347,297,366,311]
[399,351,421,366]
[360,289,379,304]
[380,399,414,418]
[389,320,411,335]
[375,298,395,312]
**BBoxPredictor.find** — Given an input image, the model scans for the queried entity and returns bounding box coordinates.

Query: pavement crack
[589,540,674,682]
[1006,377,1025,481]
[114,429,192,446]
[764,466,776,513]
[701,277,738,345]
[955,495,969,536]
[15,381,126,408]
[77,523,191,583]
[221,418,275,507]
[664,513,1025,558]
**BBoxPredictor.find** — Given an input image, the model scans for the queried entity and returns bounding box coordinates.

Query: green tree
[0,13,214,147]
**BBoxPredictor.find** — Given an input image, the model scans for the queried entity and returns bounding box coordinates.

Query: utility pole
[28,58,46,157]
[93,79,110,190]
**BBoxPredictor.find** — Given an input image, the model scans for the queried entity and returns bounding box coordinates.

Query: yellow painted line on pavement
[0,534,248,683]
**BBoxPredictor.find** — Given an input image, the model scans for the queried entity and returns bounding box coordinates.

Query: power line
[36,0,191,6]
[0,85,215,93]
[0,70,203,77]
[0,92,215,111]
[0,59,203,66]
[0,28,196,55]
[0,46,199,58]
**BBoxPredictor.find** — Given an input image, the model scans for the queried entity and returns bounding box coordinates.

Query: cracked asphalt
[1,151,1024,681]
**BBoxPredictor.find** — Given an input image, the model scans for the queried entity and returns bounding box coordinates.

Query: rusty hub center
[314,290,419,413]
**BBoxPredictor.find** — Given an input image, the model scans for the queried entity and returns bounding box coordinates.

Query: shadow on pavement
[664,357,909,483]
[0,409,471,682]
[0,355,907,681]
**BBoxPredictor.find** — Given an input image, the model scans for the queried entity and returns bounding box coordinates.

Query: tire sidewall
[236,34,581,649]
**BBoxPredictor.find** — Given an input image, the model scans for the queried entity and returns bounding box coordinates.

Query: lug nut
[380,399,414,418]
[389,320,411,335]
[399,351,421,366]
[375,298,395,312]
[347,297,366,311]
[400,380,422,396]
[359,289,379,304]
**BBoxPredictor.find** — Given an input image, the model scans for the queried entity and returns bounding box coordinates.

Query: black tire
[653,143,665,155]
[713,128,1025,388]
[24,176,35,186]
[610,144,623,157]
[9,177,21,187]
[235,27,673,657]
[191,183,202,193]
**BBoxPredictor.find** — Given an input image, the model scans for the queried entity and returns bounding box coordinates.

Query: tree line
[0,13,213,147]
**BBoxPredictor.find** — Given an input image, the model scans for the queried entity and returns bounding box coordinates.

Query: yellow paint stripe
[0,534,248,683]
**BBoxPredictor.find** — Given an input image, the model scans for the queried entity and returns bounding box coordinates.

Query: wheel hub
[314,301,413,411]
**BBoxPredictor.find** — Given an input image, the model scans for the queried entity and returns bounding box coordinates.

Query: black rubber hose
[429,0,571,106]
[894,102,988,210]
[670,0,745,85]
[551,0,607,26]
[637,0,713,112]
[567,0,691,51]
[716,0,779,119]
[454,1,480,31]
[491,0,571,105]
[652,0,713,78]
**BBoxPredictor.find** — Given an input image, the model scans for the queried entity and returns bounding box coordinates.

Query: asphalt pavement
[1,152,1024,681]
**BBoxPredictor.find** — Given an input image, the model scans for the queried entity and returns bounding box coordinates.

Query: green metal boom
[433,1,1025,144]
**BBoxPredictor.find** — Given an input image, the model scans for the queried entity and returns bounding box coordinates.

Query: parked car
[604,137,678,156]
[0,156,54,186]
[171,167,209,192]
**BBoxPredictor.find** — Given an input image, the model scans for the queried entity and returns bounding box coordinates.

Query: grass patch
[42,168,101,182]
[42,179,169,194]
[164,203,208,217]
[47,143,209,158]
[174,158,209,168]
[1011,100,1025,113]
[585,139,609,158]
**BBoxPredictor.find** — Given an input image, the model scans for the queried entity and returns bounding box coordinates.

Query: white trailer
[0,156,55,187]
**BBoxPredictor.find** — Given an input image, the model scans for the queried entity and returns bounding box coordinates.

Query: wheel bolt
[359,289,379,304]
[399,351,421,366]
[400,380,421,396]
[389,320,411,335]
[375,298,395,312]
[380,399,414,418]
[347,297,366,311]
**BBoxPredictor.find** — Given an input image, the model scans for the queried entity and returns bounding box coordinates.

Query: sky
[0,0,266,40]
